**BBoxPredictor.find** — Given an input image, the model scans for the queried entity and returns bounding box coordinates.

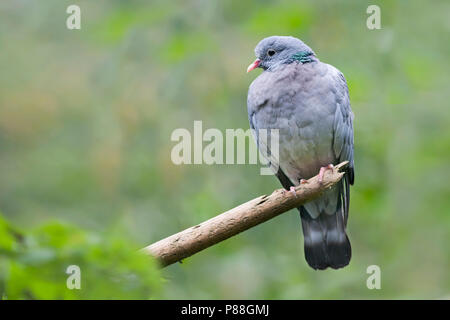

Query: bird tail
[298,183,351,270]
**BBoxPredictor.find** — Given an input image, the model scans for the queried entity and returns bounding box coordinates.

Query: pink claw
[318,164,334,183]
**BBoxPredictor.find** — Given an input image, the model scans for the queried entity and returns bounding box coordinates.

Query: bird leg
[318,164,334,183]
[283,179,307,197]
[289,186,297,197]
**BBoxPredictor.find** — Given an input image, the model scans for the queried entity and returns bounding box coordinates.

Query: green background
[0,0,449,299]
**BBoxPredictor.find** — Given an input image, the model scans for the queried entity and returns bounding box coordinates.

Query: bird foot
[300,179,308,184]
[318,164,334,183]
[289,186,297,197]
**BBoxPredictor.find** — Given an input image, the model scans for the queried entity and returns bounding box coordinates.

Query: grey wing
[332,71,355,182]
[249,109,289,187]
[332,71,355,224]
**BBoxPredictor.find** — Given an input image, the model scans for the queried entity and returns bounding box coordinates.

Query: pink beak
[247,59,260,73]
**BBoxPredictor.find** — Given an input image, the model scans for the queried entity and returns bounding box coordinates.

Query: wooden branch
[142,161,348,267]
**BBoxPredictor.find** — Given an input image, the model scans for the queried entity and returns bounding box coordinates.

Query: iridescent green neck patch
[290,51,315,64]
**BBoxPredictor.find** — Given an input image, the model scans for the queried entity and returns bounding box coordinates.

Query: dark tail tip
[304,234,351,270]
[303,238,330,270]
[300,207,352,270]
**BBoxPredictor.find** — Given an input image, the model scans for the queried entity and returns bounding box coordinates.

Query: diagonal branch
[142,161,348,267]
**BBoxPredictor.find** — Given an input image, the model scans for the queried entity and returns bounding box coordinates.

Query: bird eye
[267,49,276,56]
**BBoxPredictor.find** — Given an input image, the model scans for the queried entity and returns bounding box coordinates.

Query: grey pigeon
[247,36,355,270]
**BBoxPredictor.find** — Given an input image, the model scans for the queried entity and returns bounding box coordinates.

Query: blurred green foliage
[0,0,449,299]
[0,214,161,299]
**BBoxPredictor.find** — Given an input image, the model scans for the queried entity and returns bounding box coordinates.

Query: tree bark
[142,161,348,267]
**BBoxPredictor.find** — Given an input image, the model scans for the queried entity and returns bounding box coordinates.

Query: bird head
[247,36,316,72]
